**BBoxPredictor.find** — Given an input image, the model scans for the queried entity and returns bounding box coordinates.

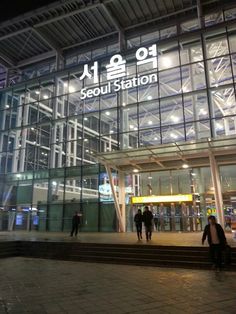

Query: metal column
[209,151,225,228]
[105,165,125,232]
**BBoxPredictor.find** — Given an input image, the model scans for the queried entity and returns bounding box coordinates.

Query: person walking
[202,215,226,272]
[70,211,81,237]
[143,206,153,242]
[134,209,143,240]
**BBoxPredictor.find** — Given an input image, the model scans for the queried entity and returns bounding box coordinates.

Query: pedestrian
[143,206,153,241]
[70,211,81,237]
[202,215,226,272]
[134,208,143,240]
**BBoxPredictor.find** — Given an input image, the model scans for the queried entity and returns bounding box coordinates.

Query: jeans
[135,223,142,239]
[209,244,222,269]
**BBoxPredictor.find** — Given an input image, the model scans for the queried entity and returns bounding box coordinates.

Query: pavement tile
[0,257,236,314]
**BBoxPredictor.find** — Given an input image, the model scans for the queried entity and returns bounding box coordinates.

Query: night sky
[0,0,58,23]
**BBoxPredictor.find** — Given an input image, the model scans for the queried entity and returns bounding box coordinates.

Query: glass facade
[0,7,236,232]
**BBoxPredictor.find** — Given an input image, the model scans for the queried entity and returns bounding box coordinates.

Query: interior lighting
[69,85,75,93]
[5,105,10,108]
[85,149,89,153]
[134,127,138,131]
[16,174,21,178]
[182,164,189,169]
[171,115,179,123]
[191,173,196,176]
[109,130,114,134]
[64,82,68,87]
[199,109,207,115]
[52,181,57,186]
[105,111,110,116]
[170,133,178,139]
[35,90,40,95]
[43,95,48,99]
[154,137,158,140]
[31,127,35,131]
[129,125,134,129]
[122,102,126,107]
[84,117,88,121]
[148,120,153,125]
[84,139,88,142]
[133,169,139,173]
[162,56,172,68]
[147,96,152,100]
[216,123,223,130]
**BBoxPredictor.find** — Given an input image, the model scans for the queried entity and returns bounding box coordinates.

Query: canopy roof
[96,136,236,173]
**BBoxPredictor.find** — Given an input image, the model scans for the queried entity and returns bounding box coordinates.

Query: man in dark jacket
[142,206,153,241]
[202,215,226,271]
[134,209,143,240]
[70,212,81,237]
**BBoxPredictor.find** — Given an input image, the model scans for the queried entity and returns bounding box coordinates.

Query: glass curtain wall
[0,24,236,231]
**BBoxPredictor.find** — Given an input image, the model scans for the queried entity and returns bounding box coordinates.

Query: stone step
[18,241,236,270]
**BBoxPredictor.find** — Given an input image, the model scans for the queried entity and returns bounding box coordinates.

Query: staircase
[13,241,236,270]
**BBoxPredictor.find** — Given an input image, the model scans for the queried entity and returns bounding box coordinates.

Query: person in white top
[202,215,226,271]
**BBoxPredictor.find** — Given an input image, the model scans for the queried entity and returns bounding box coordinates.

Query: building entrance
[131,194,202,232]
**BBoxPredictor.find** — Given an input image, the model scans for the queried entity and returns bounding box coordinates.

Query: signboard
[79,44,158,100]
[131,194,193,204]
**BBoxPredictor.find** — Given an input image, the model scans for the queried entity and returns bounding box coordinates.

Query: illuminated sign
[131,194,193,204]
[79,44,158,100]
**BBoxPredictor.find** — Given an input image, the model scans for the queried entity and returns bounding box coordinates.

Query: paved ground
[0,231,236,247]
[0,257,235,314]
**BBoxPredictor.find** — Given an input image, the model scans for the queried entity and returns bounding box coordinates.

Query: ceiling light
[129,125,134,129]
[133,169,139,173]
[69,85,75,93]
[122,102,126,107]
[162,56,172,67]
[43,95,48,99]
[35,91,40,95]
[52,181,57,186]
[64,82,68,87]
[84,139,88,142]
[134,127,138,131]
[148,120,153,125]
[84,117,88,121]
[199,109,207,115]
[182,164,189,169]
[170,133,178,139]
[85,149,89,153]
[148,176,152,179]
[147,96,152,100]
[171,115,179,123]
[109,130,114,134]
[154,137,158,140]
[105,111,110,116]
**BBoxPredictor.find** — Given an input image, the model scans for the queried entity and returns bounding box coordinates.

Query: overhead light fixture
[69,86,75,93]
[105,111,110,116]
[170,133,178,139]
[148,120,153,125]
[122,102,126,107]
[43,95,48,99]
[64,82,68,87]
[147,96,152,100]
[182,164,189,169]
[154,137,158,140]
[133,169,139,173]
[171,115,179,123]
[129,125,134,129]
[35,91,40,95]
[134,127,138,131]
[84,117,88,121]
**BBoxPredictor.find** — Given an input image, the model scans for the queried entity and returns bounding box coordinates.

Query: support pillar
[118,171,126,232]
[105,165,125,232]
[209,151,225,228]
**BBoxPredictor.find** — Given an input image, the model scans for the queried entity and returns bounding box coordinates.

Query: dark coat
[202,223,226,246]
[143,210,153,227]
[134,213,143,224]
[72,215,81,226]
